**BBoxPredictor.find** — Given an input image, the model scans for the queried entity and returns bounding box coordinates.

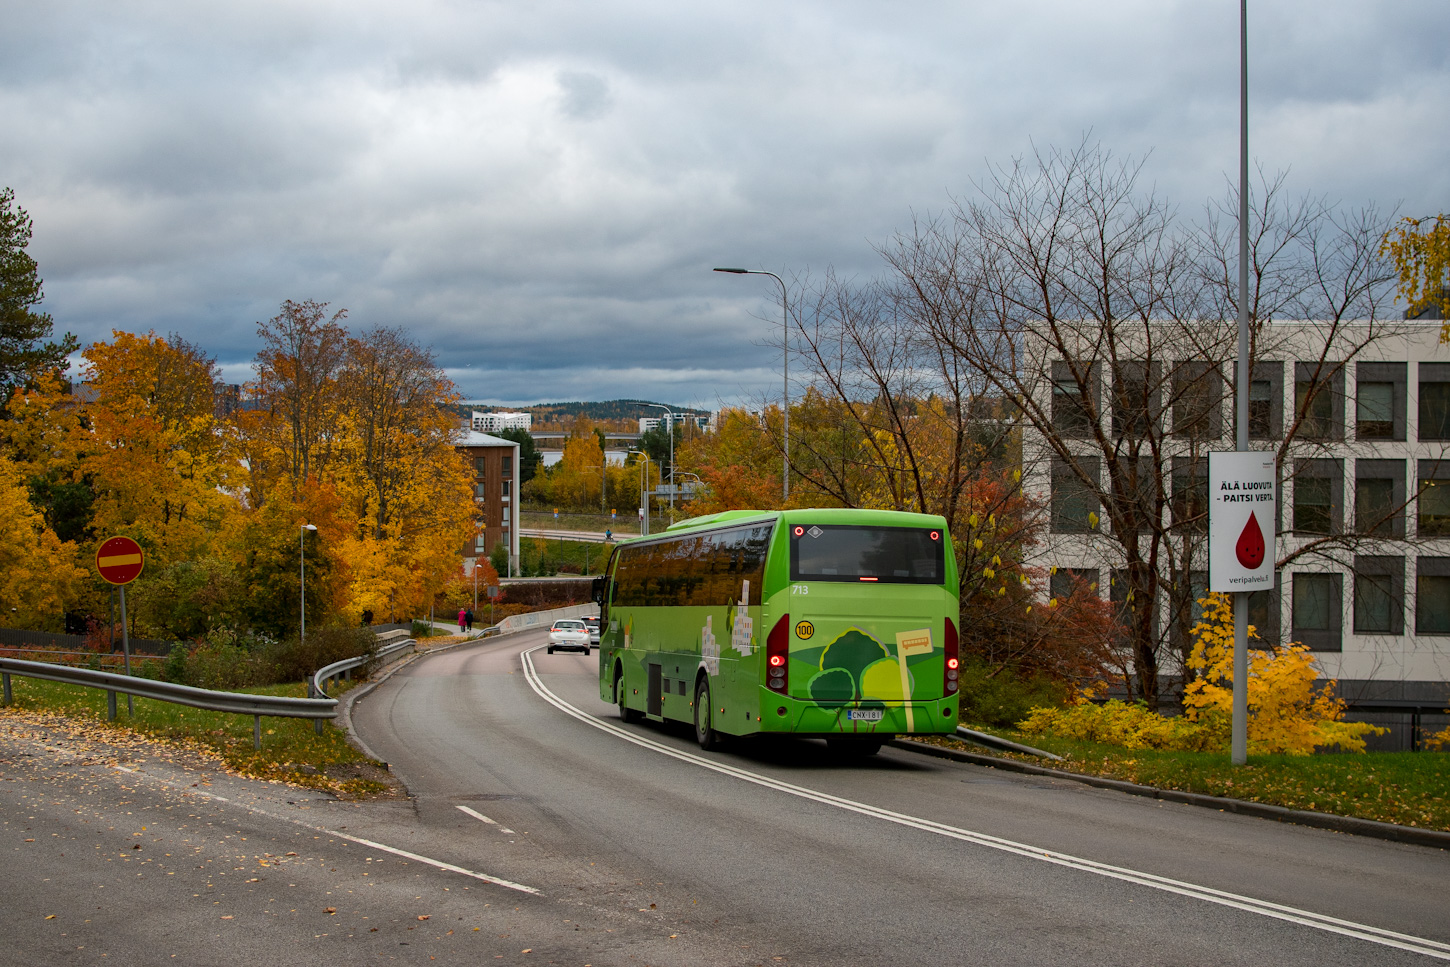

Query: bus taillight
[944,616,959,696]
[766,615,790,694]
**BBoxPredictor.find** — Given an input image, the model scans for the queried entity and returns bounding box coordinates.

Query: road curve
[349,632,1450,966]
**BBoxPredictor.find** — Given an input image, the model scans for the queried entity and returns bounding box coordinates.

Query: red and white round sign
[96,536,145,585]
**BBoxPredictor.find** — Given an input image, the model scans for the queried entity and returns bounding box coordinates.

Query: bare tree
[251,299,348,486]
[790,139,1406,708]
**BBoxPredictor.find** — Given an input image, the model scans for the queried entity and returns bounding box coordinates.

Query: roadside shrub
[170,638,272,690]
[958,660,1074,728]
[410,619,434,639]
[1184,593,1384,754]
[262,626,377,684]
[1018,700,1227,752]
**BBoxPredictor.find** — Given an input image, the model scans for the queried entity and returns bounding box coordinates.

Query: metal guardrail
[0,656,336,750]
[0,628,419,749]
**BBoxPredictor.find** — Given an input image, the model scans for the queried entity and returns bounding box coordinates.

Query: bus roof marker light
[793,526,804,537]
[807,526,823,538]
[930,531,940,541]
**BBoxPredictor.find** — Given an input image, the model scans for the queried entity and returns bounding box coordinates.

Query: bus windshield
[789,524,944,585]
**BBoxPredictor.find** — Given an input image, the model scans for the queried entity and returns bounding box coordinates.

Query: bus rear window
[789,525,944,585]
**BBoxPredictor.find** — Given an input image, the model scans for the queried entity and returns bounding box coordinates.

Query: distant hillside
[455,400,711,430]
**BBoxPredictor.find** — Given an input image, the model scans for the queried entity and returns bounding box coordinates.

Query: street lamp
[714,267,790,501]
[641,401,674,511]
[627,448,652,536]
[300,524,317,642]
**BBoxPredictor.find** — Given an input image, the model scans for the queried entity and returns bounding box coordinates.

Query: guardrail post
[2,671,10,706]
[253,716,261,750]
[107,689,117,721]
[314,718,323,736]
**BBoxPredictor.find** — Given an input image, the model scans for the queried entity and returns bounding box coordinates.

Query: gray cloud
[4,0,1448,409]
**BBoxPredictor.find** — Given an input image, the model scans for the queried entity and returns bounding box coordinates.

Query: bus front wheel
[694,678,724,752]
[616,671,641,724]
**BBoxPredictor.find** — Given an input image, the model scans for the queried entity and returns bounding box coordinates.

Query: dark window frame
[1294,362,1345,442]
[1352,555,1405,636]
[1051,456,1101,534]
[1355,362,1406,442]
[1171,361,1223,440]
[1354,459,1406,538]
[1291,572,1343,652]
[1417,459,1450,538]
[1418,363,1450,441]
[1051,360,1099,440]
[1248,360,1284,441]
[1292,458,1343,535]
[1112,361,1163,440]
[1415,557,1450,635]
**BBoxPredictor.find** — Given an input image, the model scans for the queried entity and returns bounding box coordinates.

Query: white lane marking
[521,648,1450,961]
[457,804,517,834]
[113,765,540,896]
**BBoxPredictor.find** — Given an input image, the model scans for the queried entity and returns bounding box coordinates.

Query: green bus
[594,508,961,754]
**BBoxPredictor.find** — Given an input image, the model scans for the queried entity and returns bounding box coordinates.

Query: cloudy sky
[3,1,1447,410]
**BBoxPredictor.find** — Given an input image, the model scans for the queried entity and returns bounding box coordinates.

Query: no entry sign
[1208,452,1277,592]
[96,536,145,585]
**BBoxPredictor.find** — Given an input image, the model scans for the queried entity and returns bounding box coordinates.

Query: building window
[1354,362,1405,441]
[1171,457,1208,533]
[1292,572,1342,652]
[1171,362,1222,439]
[1248,576,1282,645]
[502,507,510,525]
[1416,557,1450,634]
[1249,380,1272,438]
[474,483,486,499]
[1356,383,1394,438]
[1051,361,1096,438]
[1355,459,1405,538]
[1294,362,1344,441]
[474,456,487,474]
[1353,556,1404,635]
[1292,459,1341,535]
[501,461,513,479]
[1247,361,1283,440]
[1418,363,1450,441]
[502,480,511,499]
[1049,567,1099,601]
[1112,362,1159,439]
[475,533,486,551]
[1051,457,1100,534]
[1417,460,1450,537]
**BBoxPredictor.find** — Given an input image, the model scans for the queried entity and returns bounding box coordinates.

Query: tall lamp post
[639,449,652,535]
[713,267,789,501]
[642,401,674,511]
[300,524,317,642]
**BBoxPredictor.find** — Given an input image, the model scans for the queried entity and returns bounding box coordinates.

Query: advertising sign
[1208,451,1276,592]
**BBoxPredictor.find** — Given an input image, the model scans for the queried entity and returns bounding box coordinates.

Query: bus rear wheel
[694,678,723,752]
[616,670,641,724]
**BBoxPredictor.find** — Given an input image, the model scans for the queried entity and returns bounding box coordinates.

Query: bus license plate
[847,709,884,722]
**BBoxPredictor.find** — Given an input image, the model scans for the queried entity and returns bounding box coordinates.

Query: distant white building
[639,414,711,434]
[472,411,532,433]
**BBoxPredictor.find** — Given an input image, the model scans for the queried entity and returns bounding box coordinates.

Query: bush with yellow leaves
[1183,593,1383,755]
[1019,592,1384,755]
[1017,699,1225,751]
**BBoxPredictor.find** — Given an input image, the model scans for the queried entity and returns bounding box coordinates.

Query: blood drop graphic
[1235,512,1265,570]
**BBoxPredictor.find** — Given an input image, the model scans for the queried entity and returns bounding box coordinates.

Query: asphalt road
[2,632,1448,965]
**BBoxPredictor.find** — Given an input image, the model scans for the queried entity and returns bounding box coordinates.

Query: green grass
[933,726,1450,831]
[518,535,616,576]
[521,507,675,535]
[0,675,389,798]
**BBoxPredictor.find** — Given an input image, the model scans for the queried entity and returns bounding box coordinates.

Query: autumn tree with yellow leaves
[1382,214,1450,329]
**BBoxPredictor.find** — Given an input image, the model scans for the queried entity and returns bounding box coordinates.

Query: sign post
[1208,451,1276,763]
[96,536,145,717]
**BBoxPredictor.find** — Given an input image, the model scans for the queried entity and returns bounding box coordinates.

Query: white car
[547,619,591,655]
[582,615,601,648]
